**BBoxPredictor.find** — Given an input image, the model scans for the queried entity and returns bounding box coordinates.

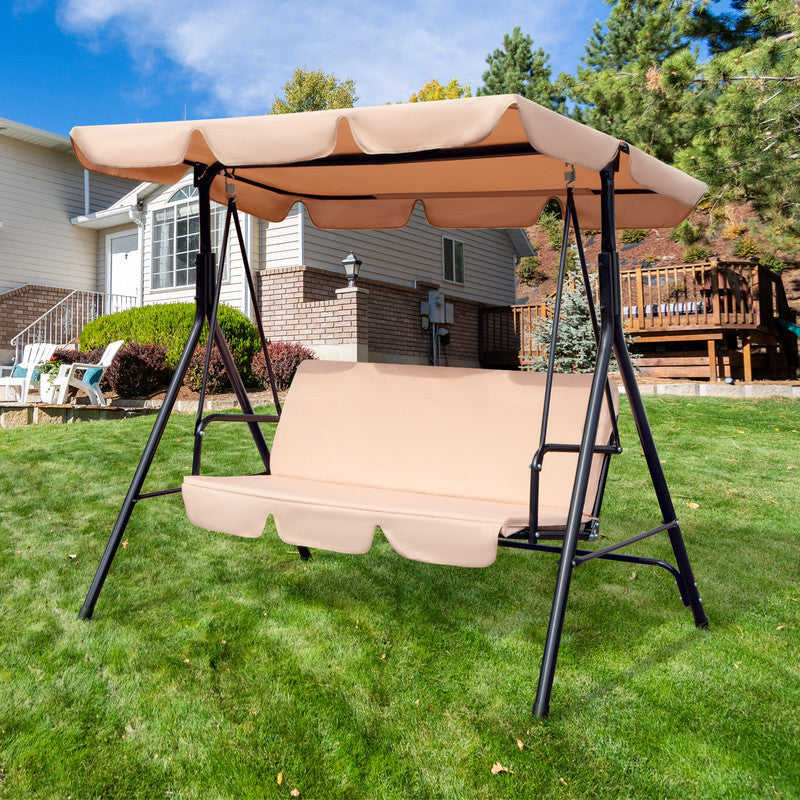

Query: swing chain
[564,162,576,188]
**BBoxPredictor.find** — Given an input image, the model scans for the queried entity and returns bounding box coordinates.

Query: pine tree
[687,0,786,53]
[529,256,603,374]
[582,0,683,70]
[676,0,800,249]
[568,1,705,161]
[477,27,566,112]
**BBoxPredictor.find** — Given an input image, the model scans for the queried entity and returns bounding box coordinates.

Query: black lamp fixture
[342,252,362,287]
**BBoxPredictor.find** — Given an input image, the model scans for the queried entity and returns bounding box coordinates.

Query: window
[151,186,227,290]
[442,237,465,284]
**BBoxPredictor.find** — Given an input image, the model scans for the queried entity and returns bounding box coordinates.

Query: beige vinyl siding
[141,181,251,312]
[262,205,302,268]
[0,136,98,293]
[299,204,517,306]
[87,173,137,213]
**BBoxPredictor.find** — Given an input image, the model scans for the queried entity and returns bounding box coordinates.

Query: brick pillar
[334,286,370,362]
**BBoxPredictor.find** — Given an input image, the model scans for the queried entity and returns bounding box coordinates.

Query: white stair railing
[10,290,137,363]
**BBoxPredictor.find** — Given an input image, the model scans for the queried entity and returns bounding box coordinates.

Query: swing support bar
[528,164,708,717]
[78,164,277,620]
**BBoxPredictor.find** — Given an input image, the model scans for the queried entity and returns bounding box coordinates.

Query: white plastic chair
[0,344,38,379]
[0,342,57,403]
[53,340,124,406]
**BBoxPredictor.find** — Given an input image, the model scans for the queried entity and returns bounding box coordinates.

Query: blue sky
[3,0,731,137]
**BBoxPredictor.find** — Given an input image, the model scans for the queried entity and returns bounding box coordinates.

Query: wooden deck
[479,259,798,381]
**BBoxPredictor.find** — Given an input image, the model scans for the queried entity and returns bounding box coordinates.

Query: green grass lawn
[0,396,799,799]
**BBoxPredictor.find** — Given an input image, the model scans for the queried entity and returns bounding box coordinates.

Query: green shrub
[683,243,711,262]
[537,209,564,250]
[620,229,647,244]
[671,220,705,245]
[731,236,759,259]
[517,256,545,286]
[79,303,260,376]
[722,222,748,240]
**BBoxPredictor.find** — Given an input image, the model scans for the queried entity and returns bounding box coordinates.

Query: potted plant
[37,356,66,403]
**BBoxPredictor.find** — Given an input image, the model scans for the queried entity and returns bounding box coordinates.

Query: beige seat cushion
[182,361,618,567]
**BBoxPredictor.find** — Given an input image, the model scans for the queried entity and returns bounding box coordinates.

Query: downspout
[132,202,144,307]
[297,203,305,266]
[242,213,253,319]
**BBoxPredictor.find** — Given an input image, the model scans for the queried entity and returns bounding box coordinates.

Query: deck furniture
[52,340,123,406]
[0,342,57,403]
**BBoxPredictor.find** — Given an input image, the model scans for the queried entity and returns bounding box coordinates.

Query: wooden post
[743,336,753,383]
[635,267,645,333]
[710,259,721,326]
[708,339,718,381]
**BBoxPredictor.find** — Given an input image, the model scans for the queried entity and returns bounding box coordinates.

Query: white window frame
[442,236,465,284]
[150,185,228,291]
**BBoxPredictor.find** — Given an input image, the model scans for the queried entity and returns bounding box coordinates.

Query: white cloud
[57,0,608,117]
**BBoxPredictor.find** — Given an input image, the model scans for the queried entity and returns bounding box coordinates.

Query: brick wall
[0,285,72,361]
[256,265,481,366]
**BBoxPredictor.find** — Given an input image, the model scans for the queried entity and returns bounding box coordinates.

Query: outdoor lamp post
[342,252,362,287]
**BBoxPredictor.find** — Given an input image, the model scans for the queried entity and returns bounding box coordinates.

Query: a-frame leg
[531,162,707,717]
[533,321,616,717]
[613,328,708,628]
[78,304,207,620]
[79,164,271,620]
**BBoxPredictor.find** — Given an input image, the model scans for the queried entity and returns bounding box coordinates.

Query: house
[0,117,134,362]
[2,116,534,369]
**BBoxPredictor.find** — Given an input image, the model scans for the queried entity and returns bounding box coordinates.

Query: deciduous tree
[409,78,471,102]
[270,68,357,114]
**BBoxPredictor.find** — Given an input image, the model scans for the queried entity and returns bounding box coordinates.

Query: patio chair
[0,342,57,403]
[53,340,124,406]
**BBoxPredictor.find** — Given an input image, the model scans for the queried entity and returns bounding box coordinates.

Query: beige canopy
[71,94,705,230]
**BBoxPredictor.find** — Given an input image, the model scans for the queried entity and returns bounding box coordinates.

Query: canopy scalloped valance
[71,94,706,231]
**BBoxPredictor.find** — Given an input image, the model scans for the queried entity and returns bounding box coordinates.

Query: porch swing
[70,94,709,717]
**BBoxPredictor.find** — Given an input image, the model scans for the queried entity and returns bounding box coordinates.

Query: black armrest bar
[196,413,280,436]
[193,413,280,478]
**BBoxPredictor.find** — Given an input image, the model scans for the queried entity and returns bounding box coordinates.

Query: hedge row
[78,303,314,397]
[79,302,260,376]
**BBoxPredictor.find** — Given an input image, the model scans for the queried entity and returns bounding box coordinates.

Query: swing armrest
[532,442,621,471]
[196,412,279,437]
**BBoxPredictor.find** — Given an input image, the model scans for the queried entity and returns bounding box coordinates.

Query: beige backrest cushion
[271,362,618,516]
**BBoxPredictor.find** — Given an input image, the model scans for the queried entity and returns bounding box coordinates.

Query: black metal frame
[77,153,708,720]
[78,164,284,620]
[498,163,708,717]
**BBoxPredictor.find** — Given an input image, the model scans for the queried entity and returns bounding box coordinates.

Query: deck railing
[479,259,792,368]
[10,290,137,363]
[619,259,788,333]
